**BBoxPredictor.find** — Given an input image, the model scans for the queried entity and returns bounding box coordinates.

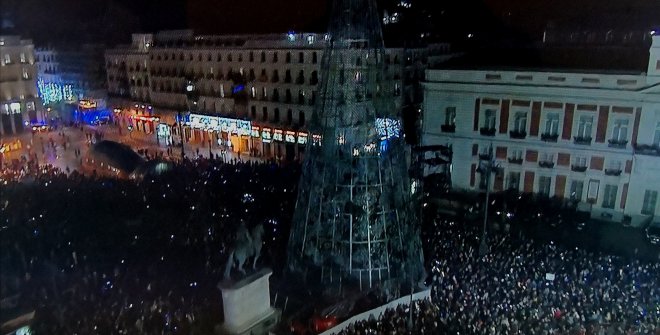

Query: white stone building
[422,34,660,225]
[105,30,444,159]
[0,35,43,135]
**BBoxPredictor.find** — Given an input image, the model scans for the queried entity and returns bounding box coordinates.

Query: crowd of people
[1,156,301,334]
[425,215,660,334]
[334,299,441,335]
[3,130,660,335]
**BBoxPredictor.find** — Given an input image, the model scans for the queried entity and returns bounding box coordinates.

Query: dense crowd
[305,210,659,335]
[1,156,300,334]
[426,215,660,335]
[334,299,441,335]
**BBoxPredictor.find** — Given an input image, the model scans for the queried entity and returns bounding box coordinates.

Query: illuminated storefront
[186,114,252,153]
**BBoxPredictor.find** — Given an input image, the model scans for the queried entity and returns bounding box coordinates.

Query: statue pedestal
[219,268,280,335]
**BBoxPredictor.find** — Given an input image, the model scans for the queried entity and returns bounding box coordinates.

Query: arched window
[274,108,280,122]
[298,90,305,105]
[285,89,292,103]
[271,70,279,83]
[296,70,305,84]
[285,69,292,83]
[310,71,318,85]
[207,54,212,61]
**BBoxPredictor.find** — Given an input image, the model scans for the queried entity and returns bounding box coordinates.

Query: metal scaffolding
[287,0,423,290]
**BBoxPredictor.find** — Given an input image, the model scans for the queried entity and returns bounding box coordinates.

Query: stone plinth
[219,268,280,335]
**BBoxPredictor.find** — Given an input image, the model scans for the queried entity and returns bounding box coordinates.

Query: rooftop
[434,46,650,74]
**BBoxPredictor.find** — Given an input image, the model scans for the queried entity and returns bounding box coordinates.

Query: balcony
[571,165,587,172]
[608,139,628,149]
[633,143,660,156]
[604,168,622,176]
[507,157,523,165]
[441,124,455,133]
[479,127,496,136]
[541,133,559,142]
[478,153,492,160]
[509,130,527,139]
[573,136,592,145]
[538,161,555,168]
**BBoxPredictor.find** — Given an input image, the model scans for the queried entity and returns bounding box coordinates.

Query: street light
[478,144,500,256]
[180,79,199,160]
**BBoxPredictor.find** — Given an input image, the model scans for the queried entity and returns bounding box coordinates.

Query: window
[611,119,629,141]
[511,149,523,160]
[260,52,266,63]
[642,190,658,215]
[22,68,29,79]
[539,152,554,162]
[298,52,304,63]
[544,112,559,135]
[569,180,584,201]
[654,122,660,146]
[507,172,520,190]
[574,156,587,167]
[286,52,291,63]
[238,53,243,62]
[312,52,318,64]
[602,184,618,209]
[3,54,10,64]
[273,108,280,122]
[299,111,305,125]
[484,109,496,129]
[287,109,293,124]
[538,176,552,196]
[250,86,256,98]
[250,106,257,119]
[444,107,456,125]
[273,52,278,63]
[607,160,622,171]
[20,53,26,63]
[262,107,268,121]
[513,112,527,132]
[577,115,593,138]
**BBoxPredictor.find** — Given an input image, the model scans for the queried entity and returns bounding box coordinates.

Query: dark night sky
[2,0,659,46]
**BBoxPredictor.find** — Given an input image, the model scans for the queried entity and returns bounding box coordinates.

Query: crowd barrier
[319,288,432,335]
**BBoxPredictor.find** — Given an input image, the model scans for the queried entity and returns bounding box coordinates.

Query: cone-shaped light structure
[287,0,424,290]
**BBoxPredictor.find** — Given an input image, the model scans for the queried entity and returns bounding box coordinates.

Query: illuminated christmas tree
[287,0,424,290]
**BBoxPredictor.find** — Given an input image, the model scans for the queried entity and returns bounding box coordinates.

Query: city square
[2,0,660,334]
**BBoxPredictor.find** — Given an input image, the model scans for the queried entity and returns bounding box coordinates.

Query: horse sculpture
[223,223,265,280]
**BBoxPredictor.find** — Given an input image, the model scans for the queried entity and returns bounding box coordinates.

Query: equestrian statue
[223,222,265,280]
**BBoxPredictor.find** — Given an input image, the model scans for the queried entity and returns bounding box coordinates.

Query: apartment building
[423,34,660,225]
[105,30,443,159]
[0,35,43,136]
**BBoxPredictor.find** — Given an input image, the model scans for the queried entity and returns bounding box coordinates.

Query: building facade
[0,35,43,136]
[105,30,443,159]
[35,44,108,122]
[423,34,660,225]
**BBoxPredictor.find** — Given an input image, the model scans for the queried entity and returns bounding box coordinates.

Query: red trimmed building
[423,33,660,226]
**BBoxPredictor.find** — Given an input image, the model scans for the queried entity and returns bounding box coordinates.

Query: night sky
[1,0,659,46]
